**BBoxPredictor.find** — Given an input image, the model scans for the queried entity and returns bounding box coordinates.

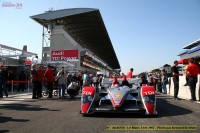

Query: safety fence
[7,80,31,95]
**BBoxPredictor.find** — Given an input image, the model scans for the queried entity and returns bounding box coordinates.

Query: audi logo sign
[51,50,78,61]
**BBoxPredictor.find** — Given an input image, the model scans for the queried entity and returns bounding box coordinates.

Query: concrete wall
[167,75,200,100]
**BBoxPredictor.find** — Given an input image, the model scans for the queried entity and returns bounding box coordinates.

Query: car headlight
[144,96,150,102]
[88,96,93,102]
[143,96,155,104]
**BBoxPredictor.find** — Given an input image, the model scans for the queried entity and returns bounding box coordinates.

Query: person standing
[89,74,93,86]
[31,64,38,99]
[0,64,8,98]
[161,70,168,94]
[112,76,119,86]
[56,67,67,98]
[127,68,134,78]
[157,72,162,93]
[37,65,43,98]
[172,60,183,100]
[83,71,89,86]
[44,65,54,98]
[152,73,158,91]
[67,73,72,87]
[92,75,99,88]
[183,64,189,86]
[7,70,14,91]
[147,74,153,86]
[197,62,200,102]
[77,71,83,92]
[121,73,125,78]
[186,58,199,101]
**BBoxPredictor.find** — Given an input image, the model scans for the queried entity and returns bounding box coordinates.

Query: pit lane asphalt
[0,93,200,133]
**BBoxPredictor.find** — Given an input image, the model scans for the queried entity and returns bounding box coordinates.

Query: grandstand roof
[30,8,120,69]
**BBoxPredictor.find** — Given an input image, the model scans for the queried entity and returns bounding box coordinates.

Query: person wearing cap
[31,64,38,99]
[0,64,8,98]
[44,65,54,98]
[186,58,200,101]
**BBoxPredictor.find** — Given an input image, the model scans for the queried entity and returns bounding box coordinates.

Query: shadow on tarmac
[0,115,29,132]
[81,94,193,118]
[0,130,9,133]
[155,94,193,118]
[0,116,29,123]
[0,103,60,112]
[38,96,81,102]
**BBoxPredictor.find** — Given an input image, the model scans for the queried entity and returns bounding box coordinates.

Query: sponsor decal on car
[114,93,121,98]
[82,91,92,96]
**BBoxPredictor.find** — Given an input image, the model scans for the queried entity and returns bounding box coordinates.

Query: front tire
[43,91,48,96]
[54,90,58,96]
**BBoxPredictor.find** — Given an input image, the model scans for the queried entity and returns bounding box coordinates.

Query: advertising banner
[51,50,78,61]
[24,59,32,65]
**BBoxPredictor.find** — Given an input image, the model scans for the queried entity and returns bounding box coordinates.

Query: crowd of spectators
[1,60,200,102]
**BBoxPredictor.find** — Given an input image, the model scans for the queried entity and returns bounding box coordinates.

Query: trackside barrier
[7,80,31,95]
[167,75,200,100]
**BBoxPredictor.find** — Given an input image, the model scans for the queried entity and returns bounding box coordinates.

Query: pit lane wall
[166,75,200,100]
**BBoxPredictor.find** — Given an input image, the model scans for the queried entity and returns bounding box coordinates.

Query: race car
[80,78,157,116]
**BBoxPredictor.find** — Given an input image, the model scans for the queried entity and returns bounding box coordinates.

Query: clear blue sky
[1,0,200,74]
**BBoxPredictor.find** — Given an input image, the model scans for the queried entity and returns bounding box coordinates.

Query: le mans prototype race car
[80,78,157,116]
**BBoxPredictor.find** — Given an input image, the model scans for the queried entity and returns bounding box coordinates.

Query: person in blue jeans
[56,67,67,98]
[161,70,168,94]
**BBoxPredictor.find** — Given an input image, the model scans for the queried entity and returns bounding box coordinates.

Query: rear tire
[79,110,82,114]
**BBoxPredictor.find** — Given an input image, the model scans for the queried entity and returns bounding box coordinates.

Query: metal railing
[7,80,31,95]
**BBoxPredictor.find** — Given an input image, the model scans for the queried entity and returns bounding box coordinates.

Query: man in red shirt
[44,65,54,98]
[37,65,43,98]
[31,64,38,99]
[186,58,199,101]
[112,76,119,87]
[127,68,134,78]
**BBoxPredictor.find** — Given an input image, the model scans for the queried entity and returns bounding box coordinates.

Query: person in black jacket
[7,70,14,91]
[0,64,8,98]
[172,60,183,100]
